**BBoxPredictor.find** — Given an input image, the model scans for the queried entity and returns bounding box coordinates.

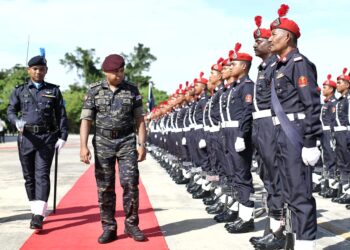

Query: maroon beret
[102,54,125,71]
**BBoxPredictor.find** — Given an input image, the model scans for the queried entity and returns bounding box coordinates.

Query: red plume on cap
[337,67,350,81]
[234,43,242,53]
[253,15,271,39]
[271,4,300,38]
[278,4,289,17]
[323,74,337,88]
[232,43,252,62]
[212,57,224,71]
[255,16,262,28]
[179,83,183,89]
[185,81,189,87]
[197,71,208,84]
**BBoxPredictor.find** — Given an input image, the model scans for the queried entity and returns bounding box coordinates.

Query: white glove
[15,119,27,132]
[301,147,321,166]
[55,139,66,152]
[199,139,206,148]
[182,137,187,145]
[235,137,246,152]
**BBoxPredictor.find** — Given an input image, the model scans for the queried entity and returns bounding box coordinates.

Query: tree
[121,43,157,88]
[60,47,103,85]
[0,65,28,121]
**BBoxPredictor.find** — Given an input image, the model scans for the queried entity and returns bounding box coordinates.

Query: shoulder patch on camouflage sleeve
[293,56,303,62]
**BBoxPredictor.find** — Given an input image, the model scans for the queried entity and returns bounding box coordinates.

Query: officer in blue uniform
[7,54,68,230]
[249,16,286,250]
[332,68,350,205]
[222,43,255,234]
[268,4,322,249]
[318,75,338,198]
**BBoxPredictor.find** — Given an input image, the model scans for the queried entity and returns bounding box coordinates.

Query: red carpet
[21,164,168,250]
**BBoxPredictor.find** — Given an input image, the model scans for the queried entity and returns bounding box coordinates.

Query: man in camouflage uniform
[80,54,147,244]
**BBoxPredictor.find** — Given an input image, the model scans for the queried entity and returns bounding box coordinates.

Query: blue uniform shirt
[272,48,322,147]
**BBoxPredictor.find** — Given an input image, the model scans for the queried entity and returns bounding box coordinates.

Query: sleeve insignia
[298,76,308,88]
[245,94,253,103]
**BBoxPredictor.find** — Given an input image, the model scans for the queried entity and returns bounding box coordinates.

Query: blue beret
[102,54,125,71]
[28,55,47,67]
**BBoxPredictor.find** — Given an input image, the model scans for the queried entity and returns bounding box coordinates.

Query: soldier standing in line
[318,75,338,198]
[80,54,147,244]
[249,15,286,250]
[7,54,68,230]
[222,43,255,234]
[332,68,350,205]
[268,4,322,249]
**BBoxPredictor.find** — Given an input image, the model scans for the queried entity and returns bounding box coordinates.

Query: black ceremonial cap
[28,55,47,67]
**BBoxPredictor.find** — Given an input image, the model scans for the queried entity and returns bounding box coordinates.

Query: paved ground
[0,134,349,250]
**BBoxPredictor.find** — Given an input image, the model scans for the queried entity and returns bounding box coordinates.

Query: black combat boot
[192,189,211,199]
[124,224,146,241]
[30,214,44,230]
[254,226,286,250]
[207,202,225,214]
[336,193,350,204]
[98,229,117,244]
[214,209,238,223]
[226,218,254,233]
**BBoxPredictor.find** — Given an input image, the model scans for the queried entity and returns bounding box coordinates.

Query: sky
[0,0,349,94]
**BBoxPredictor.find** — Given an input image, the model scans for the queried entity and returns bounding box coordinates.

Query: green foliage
[0,65,28,121]
[122,43,157,89]
[62,86,86,133]
[60,47,103,85]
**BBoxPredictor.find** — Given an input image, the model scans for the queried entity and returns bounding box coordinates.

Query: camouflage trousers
[93,133,139,231]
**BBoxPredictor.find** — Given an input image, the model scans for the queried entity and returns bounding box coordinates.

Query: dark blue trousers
[223,127,254,207]
[18,131,57,202]
[252,117,283,211]
[274,122,317,240]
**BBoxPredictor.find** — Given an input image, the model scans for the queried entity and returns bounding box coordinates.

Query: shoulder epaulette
[125,81,137,87]
[15,83,25,88]
[293,56,303,62]
[89,81,102,89]
[45,82,59,88]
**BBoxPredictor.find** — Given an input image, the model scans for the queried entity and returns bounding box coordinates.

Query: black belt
[25,125,52,134]
[95,127,134,139]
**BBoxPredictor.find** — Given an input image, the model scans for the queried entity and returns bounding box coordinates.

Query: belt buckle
[33,125,39,133]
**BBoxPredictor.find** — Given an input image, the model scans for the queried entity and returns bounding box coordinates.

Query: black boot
[331,183,343,202]
[253,227,286,249]
[98,229,117,244]
[226,218,254,233]
[207,202,225,214]
[323,187,338,198]
[346,204,350,209]
[204,192,223,206]
[318,179,330,197]
[30,215,44,230]
[124,224,146,241]
[214,209,238,223]
[188,183,201,194]
[192,189,211,199]
[336,193,350,204]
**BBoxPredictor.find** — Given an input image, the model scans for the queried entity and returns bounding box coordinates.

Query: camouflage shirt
[80,79,144,130]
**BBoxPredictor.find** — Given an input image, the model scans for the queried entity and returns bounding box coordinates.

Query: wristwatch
[138,143,146,148]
